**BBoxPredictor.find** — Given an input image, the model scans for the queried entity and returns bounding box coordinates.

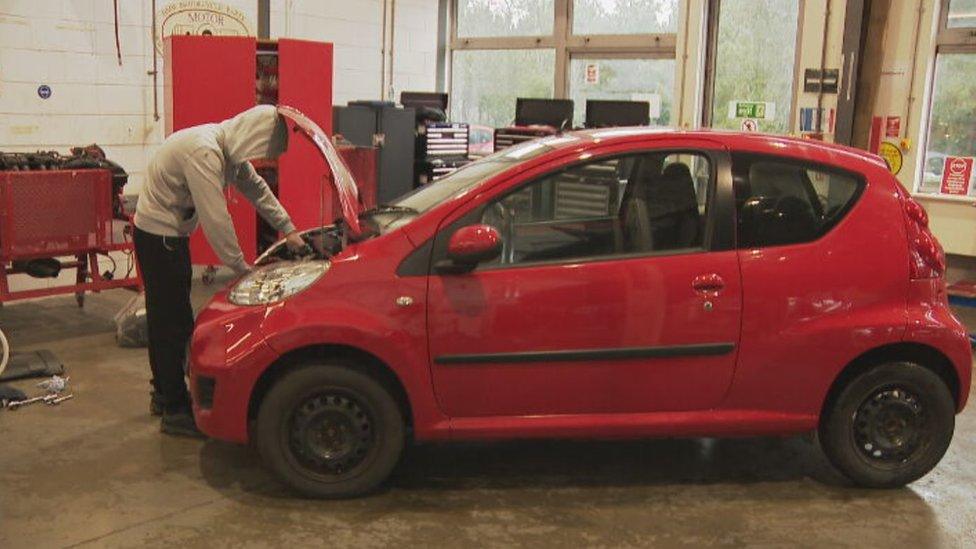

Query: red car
[190,107,972,498]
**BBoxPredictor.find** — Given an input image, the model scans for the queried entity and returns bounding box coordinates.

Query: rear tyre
[820,362,955,488]
[255,363,405,498]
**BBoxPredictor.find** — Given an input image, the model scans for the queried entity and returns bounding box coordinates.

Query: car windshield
[388,135,580,215]
[358,135,582,236]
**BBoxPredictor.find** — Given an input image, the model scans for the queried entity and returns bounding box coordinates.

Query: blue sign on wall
[37,85,52,99]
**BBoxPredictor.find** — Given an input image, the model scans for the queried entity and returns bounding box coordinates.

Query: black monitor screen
[400,91,449,111]
[585,100,650,128]
[515,98,574,128]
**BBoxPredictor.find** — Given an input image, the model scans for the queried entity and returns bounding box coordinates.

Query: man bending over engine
[134,105,305,437]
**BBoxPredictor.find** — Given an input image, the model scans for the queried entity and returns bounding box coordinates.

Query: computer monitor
[400,91,449,111]
[585,100,650,128]
[515,98,574,128]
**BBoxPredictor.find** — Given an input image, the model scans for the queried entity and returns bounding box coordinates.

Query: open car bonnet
[277,105,363,236]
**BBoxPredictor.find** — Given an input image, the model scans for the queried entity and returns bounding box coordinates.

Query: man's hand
[284,231,307,253]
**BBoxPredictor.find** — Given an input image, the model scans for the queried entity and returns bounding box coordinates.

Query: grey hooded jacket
[134,105,295,274]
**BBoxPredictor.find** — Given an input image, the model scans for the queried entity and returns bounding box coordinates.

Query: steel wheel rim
[286,391,375,480]
[852,386,928,465]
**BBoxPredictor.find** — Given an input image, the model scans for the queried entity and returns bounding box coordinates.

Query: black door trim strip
[434,343,736,365]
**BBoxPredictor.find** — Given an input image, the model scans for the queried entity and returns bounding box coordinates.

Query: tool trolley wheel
[255,362,406,498]
[819,361,955,488]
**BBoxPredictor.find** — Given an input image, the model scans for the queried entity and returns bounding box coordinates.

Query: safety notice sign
[940,156,973,196]
[885,116,901,138]
[584,63,599,85]
[878,141,903,175]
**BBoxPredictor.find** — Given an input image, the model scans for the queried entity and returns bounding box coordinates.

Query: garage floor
[1,284,974,548]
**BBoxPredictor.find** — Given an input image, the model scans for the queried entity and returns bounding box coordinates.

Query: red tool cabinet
[164,35,376,273]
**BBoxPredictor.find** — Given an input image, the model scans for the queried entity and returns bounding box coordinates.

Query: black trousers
[133,227,194,412]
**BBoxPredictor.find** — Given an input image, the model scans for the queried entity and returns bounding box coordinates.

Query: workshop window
[451,49,556,128]
[449,0,679,131]
[456,0,555,37]
[917,2,976,198]
[947,0,976,27]
[919,53,976,197]
[572,0,679,35]
[568,57,676,128]
[705,0,801,135]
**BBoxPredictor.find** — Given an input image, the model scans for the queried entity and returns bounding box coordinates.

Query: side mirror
[437,224,502,273]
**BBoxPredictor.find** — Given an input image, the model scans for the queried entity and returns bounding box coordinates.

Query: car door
[426,141,742,418]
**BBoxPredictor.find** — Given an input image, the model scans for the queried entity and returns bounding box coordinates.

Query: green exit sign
[736,102,765,118]
[728,101,776,120]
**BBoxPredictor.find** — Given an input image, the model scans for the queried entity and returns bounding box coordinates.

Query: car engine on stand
[0,144,130,220]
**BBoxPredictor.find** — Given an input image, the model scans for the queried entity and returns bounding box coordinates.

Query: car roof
[533,127,887,171]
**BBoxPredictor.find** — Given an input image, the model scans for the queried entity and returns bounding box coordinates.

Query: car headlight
[228,261,330,306]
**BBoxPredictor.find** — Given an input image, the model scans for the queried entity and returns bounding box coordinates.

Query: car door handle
[692,273,725,295]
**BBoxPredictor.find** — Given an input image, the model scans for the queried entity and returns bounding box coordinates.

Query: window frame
[938,0,976,42]
[730,152,867,249]
[444,148,727,273]
[914,0,976,200]
[700,0,804,133]
[448,0,680,125]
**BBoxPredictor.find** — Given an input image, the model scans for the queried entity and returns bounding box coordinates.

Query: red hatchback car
[189,107,972,498]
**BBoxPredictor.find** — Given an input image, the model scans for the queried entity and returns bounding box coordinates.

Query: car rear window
[732,154,863,248]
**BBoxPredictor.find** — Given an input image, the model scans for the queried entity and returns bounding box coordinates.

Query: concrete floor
[1,285,975,548]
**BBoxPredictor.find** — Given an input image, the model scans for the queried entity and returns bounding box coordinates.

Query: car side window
[479,151,712,266]
[732,154,862,249]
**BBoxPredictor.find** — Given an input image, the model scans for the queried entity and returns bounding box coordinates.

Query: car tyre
[255,363,405,498]
[820,362,955,488]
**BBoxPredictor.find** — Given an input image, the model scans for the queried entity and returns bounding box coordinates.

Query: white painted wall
[270,0,438,106]
[0,0,438,195]
[0,0,173,197]
[0,0,438,294]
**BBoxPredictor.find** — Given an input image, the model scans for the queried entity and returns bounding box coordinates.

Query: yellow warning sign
[879,141,903,175]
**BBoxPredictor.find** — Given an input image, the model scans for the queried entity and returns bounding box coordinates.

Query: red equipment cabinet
[164,35,376,274]
[0,170,141,305]
[165,35,259,268]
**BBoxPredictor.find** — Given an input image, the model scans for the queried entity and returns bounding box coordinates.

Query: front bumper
[189,296,279,443]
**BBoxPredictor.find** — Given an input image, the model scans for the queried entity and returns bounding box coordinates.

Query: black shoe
[150,391,163,416]
[149,380,163,416]
[160,409,206,439]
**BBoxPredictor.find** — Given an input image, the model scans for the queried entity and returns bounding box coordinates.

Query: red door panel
[428,252,742,417]
[425,141,741,418]
[164,35,258,265]
[278,39,334,230]
[723,165,911,414]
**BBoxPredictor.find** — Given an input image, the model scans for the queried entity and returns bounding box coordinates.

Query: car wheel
[820,362,955,488]
[255,363,405,498]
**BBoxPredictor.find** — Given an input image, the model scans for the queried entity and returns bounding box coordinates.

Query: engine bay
[256,226,345,265]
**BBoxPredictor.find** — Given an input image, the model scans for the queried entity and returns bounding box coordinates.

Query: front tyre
[820,362,955,488]
[255,364,405,498]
